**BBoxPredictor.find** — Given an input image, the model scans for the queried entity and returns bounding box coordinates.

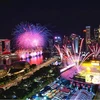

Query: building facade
[94,25,100,44]
[85,26,91,51]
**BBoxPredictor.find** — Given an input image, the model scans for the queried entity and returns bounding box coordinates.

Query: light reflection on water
[26,55,43,65]
[0,55,43,66]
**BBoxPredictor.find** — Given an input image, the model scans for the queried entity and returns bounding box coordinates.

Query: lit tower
[54,36,62,46]
[70,33,80,54]
[94,25,100,44]
[94,28,99,42]
[5,39,10,52]
[86,26,91,51]
[48,38,54,56]
[0,40,2,54]
[74,37,79,54]
[98,25,100,44]
[63,35,68,45]
[0,39,11,54]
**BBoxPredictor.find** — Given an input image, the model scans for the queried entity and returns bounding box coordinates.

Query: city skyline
[0,1,100,38]
[0,1,100,99]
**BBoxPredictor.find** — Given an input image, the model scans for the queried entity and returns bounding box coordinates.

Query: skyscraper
[70,33,80,54]
[98,25,100,43]
[63,35,68,45]
[74,37,79,54]
[0,39,11,54]
[48,38,54,50]
[48,38,54,57]
[85,26,91,51]
[94,25,100,44]
[54,36,62,46]
[94,28,99,42]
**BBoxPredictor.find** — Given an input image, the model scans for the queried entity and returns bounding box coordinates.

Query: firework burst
[88,43,100,58]
[13,22,50,49]
[55,38,93,73]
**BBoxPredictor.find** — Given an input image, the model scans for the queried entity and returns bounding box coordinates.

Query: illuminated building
[70,33,77,40]
[69,33,76,52]
[98,25,100,43]
[94,25,100,44]
[63,35,73,51]
[70,89,93,100]
[48,38,54,56]
[63,35,68,45]
[48,38,54,49]
[94,28,99,41]
[70,33,81,54]
[86,72,100,84]
[54,36,62,46]
[0,39,11,54]
[74,37,79,54]
[85,26,91,51]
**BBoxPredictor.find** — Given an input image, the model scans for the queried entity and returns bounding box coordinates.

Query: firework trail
[13,22,50,49]
[55,38,93,73]
[54,45,63,61]
[88,43,100,58]
[63,45,75,64]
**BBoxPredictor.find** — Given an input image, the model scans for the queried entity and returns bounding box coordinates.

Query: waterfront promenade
[0,56,59,90]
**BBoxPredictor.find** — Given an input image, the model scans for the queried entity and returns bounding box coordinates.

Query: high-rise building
[0,39,11,54]
[70,33,77,41]
[0,41,2,54]
[48,38,54,50]
[94,28,99,41]
[85,26,91,51]
[70,33,81,54]
[98,25,100,43]
[48,38,54,57]
[63,35,68,45]
[54,36,62,46]
[74,37,79,54]
[86,26,91,44]
[94,25,100,44]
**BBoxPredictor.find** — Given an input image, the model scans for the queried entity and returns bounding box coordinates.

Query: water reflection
[26,55,43,65]
[0,55,43,66]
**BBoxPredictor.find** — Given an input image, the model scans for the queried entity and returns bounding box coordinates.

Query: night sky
[0,0,100,39]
